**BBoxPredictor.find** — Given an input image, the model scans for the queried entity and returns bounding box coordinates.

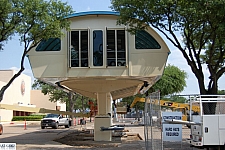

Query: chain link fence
[144,91,162,150]
[144,93,200,150]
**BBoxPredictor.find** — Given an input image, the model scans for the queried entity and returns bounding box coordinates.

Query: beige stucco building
[0,70,66,122]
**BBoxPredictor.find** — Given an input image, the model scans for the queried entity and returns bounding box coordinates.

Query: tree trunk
[0,68,24,102]
[199,80,217,114]
[68,92,74,126]
[69,93,78,126]
[0,40,32,102]
[81,96,84,113]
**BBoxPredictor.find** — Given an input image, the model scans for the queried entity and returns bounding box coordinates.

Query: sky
[0,0,225,95]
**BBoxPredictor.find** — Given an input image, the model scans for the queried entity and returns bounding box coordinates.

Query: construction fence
[143,92,198,150]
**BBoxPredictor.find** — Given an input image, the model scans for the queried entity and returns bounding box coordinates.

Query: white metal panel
[192,115,201,123]
[219,130,225,145]
[219,115,225,129]
[203,116,219,145]
[219,115,225,145]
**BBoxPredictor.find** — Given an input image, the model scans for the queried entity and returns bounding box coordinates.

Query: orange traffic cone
[74,118,76,126]
[24,119,27,130]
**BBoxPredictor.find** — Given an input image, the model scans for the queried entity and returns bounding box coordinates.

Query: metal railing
[144,93,202,150]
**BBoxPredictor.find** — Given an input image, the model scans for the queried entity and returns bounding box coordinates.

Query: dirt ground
[54,129,142,149]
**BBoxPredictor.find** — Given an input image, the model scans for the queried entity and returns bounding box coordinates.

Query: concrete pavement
[0,119,146,150]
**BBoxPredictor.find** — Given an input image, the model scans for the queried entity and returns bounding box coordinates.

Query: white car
[41,114,70,129]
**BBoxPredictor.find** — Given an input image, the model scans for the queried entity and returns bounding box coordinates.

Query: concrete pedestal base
[94,116,112,141]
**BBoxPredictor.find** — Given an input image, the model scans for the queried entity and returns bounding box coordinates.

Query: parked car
[41,114,70,129]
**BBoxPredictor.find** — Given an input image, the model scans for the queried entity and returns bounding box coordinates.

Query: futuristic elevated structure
[27,11,170,141]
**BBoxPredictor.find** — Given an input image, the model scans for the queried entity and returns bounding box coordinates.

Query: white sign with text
[0,143,16,150]
[162,112,182,141]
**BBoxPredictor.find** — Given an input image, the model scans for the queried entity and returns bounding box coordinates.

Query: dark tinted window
[106,30,126,67]
[135,30,161,49]
[107,30,116,66]
[36,38,61,51]
[117,30,126,66]
[81,31,88,67]
[93,30,103,66]
[71,31,79,67]
[70,31,89,67]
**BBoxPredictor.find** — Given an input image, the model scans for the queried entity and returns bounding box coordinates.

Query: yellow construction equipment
[130,97,200,121]
[130,97,145,108]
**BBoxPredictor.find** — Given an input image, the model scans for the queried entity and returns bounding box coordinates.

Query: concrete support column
[97,92,107,115]
[94,92,112,141]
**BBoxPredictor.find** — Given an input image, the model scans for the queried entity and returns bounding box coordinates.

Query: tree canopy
[32,80,95,113]
[32,80,69,103]
[111,0,225,96]
[0,0,73,102]
[122,64,187,108]
[151,64,187,96]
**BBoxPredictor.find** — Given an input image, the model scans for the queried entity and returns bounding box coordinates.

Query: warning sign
[162,112,182,141]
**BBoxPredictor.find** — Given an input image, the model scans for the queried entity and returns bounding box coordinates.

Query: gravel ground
[54,129,143,150]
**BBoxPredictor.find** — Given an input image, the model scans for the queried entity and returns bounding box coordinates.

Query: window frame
[106,28,127,67]
[135,30,161,50]
[36,38,61,51]
[69,29,89,68]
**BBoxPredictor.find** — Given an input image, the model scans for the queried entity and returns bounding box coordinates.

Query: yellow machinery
[130,97,145,108]
[130,97,200,121]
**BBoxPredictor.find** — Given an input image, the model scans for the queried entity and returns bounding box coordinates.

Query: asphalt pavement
[0,119,146,150]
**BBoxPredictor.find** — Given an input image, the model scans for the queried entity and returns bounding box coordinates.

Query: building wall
[30,90,67,111]
[0,70,14,83]
[0,70,31,105]
[56,101,67,111]
[0,80,13,122]
[0,70,31,122]
[0,70,66,122]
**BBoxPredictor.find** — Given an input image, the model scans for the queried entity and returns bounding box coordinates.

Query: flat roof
[66,11,120,19]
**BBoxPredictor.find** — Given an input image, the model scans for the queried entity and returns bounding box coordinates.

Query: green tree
[218,90,225,95]
[111,0,224,114]
[32,80,94,113]
[0,0,73,102]
[122,64,187,108]
[74,96,93,113]
[121,94,144,109]
[32,80,76,113]
[121,95,136,105]
[151,64,187,97]
[0,0,20,49]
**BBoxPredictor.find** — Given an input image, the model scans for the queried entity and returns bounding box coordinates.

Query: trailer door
[203,116,219,145]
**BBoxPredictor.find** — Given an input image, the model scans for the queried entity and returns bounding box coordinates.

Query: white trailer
[187,95,225,149]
